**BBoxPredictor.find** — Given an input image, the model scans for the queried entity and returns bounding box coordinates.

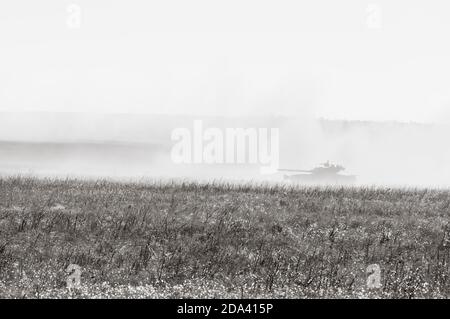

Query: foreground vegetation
[1,177,450,298]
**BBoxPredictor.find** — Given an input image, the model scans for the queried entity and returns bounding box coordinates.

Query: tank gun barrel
[278,168,312,173]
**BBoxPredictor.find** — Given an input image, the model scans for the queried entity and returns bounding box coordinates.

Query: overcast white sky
[1,0,449,122]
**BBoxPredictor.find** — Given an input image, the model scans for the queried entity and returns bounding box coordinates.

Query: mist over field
[1,112,449,187]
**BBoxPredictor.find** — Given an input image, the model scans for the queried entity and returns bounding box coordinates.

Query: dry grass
[1,176,450,298]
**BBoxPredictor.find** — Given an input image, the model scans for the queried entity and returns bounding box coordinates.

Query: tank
[278,161,356,185]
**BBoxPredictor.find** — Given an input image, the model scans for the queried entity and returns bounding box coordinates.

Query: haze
[1,1,450,186]
[1,0,450,121]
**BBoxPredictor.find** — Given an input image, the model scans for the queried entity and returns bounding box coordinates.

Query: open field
[1,177,450,298]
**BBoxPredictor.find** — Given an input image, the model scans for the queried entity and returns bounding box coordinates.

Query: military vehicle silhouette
[278,161,356,185]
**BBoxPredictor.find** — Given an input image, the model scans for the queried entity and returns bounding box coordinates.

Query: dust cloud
[1,112,450,188]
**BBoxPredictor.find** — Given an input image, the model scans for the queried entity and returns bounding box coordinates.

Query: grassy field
[1,177,450,298]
